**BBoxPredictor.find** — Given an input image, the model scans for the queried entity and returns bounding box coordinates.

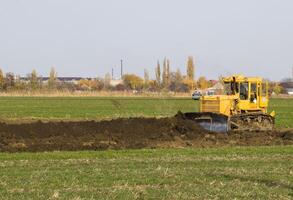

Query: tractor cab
[222,75,269,113]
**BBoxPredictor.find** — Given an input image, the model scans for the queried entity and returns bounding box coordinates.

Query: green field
[0,97,292,127]
[0,97,292,199]
[0,97,196,120]
[0,146,292,199]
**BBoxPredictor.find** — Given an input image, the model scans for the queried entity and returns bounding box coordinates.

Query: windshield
[240,82,249,100]
[224,83,232,95]
[224,82,239,95]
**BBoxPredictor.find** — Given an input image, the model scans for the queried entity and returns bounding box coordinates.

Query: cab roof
[222,75,263,83]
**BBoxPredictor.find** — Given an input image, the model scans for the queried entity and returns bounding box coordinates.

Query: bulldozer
[183,75,275,132]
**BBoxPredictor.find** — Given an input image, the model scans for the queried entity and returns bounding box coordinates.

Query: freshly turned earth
[0,114,292,152]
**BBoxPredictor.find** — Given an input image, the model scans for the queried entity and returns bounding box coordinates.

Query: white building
[287,88,293,95]
[110,79,123,87]
[280,81,293,95]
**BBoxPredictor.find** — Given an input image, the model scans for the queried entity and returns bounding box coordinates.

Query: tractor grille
[201,99,220,113]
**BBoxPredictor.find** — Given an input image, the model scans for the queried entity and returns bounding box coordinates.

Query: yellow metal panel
[219,98,233,116]
[200,95,235,116]
[237,100,250,111]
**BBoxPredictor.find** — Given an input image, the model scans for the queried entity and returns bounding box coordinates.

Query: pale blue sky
[0,0,292,80]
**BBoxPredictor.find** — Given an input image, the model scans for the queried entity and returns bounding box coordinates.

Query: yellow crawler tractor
[184,75,275,132]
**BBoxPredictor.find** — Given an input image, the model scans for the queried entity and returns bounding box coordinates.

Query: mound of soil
[0,114,292,152]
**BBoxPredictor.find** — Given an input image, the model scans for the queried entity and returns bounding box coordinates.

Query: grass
[0,146,292,199]
[0,97,292,199]
[269,98,293,128]
[0,97,292,127]
[0,97,196,120]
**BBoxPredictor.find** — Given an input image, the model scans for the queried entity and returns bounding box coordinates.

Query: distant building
[19,77,85,85]
[194,82,224,96]
[55,77,84,84]
[287,88,293,95]
[110,79,123,87]
[280,81,293,95]
[206,82,224,95]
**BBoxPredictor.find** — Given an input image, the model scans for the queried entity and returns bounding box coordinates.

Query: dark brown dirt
[0,114,292,152]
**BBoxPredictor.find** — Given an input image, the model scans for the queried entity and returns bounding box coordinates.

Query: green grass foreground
[0,146,292,199]
[0,97,292,127]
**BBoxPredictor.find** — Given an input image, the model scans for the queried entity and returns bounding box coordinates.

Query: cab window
[224,83,232,95]
[240,82,248,100]
[224,82,239,95]
[250,83,257,102]
[261,83,267,97]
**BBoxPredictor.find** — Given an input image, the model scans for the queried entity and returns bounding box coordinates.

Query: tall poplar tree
[144,69,149,89]
[48,67,57,90]
[187,56,195,80]
[29,69,39,90]
[0,69,5,90]
[155,60,161,87]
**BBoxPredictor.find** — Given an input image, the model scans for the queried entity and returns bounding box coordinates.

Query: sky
[0,0,292,81]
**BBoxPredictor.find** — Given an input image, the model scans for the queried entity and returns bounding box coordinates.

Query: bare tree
[123,74,144,90]
[155,60,161,87]
[144,69,150,89]
[162,58,171,88]
[48,67,57,90]
[162,58,167,87]
[104,73,112,89]
[175,68,182,80]
[28,69,39,90]
[169,68,183,92]
[0,69,5,90]
[187,56,195,80]
[5,72,15,90]
[198,76,208,89]
[166,59,170,87]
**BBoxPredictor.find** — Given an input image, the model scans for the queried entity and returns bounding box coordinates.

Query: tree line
[7,56,290,95]
[0,56,214,93]
[122,56,212,92]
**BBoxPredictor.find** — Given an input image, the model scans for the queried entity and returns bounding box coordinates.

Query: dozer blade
[182,112,230,133]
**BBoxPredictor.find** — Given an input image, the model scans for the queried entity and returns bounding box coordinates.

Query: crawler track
[230,113,275,131]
